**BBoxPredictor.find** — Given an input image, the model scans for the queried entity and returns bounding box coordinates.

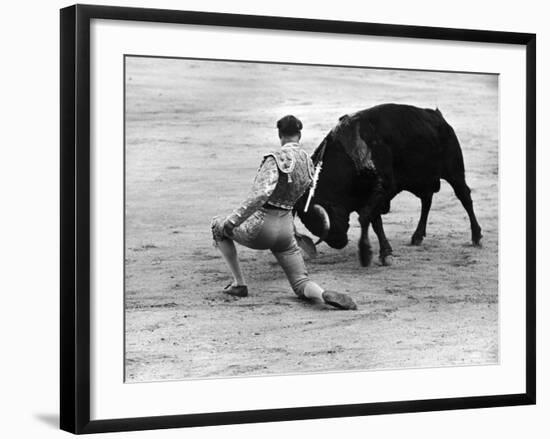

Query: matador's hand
[223,220,235,238]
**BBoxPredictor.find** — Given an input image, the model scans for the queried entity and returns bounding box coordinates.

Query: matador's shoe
[322,290,357,310]
[223,283,248,297]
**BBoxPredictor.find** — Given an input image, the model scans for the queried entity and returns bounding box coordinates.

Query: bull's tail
[440,119,466,179]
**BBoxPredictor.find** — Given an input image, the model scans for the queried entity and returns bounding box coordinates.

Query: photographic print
[124,56,498,383]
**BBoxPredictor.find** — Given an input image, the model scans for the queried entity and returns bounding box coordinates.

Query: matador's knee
[211,215,229,246]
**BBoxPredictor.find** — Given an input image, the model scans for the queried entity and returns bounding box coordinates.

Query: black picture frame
[60,4,536,434]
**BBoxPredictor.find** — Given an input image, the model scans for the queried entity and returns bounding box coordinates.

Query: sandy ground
[124,57,498,382]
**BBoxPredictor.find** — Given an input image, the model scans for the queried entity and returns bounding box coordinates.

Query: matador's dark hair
[277,115,303,137]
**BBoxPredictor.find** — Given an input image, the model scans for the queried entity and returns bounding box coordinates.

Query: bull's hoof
[380,254,393,266]
[410,234,424,246]
[359,246,373,267]
[472,228,482,247]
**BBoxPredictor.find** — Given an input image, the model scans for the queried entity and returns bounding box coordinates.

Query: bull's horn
[311,204,330,240]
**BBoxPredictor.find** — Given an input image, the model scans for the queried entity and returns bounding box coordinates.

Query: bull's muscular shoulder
[332,114,376,173]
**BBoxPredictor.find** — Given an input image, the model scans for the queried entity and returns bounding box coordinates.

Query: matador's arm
[225,156,279,229]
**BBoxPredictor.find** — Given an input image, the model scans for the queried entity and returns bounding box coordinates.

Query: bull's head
[296,119,360,249]
[296,200,350,249]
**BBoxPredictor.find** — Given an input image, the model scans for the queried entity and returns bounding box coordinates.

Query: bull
[296,103,482,267]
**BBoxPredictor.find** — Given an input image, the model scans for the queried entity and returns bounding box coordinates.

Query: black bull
[296,103,482,267]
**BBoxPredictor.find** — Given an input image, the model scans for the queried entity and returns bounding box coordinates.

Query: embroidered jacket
[227,143,314,227]
[264,143,314,209]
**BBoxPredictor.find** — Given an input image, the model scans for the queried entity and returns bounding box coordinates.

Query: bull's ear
[338,122,375,173]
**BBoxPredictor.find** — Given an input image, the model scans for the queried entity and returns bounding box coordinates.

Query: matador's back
[263,143,314,210]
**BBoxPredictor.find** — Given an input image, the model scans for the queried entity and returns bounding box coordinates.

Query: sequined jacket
[227,143,314,227]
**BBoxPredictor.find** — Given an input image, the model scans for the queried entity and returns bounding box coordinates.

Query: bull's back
[357,104,463,191]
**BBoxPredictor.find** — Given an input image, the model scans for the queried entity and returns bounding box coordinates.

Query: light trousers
[213,207,314,297]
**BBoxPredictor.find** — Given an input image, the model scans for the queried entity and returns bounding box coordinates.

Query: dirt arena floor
[124,57,499,382]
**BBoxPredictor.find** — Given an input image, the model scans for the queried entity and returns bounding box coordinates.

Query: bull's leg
[358,177,389,267]
[411,193,433,245]
[448,178,482,245]
[358,217,373,267]
[372,214,393,266]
